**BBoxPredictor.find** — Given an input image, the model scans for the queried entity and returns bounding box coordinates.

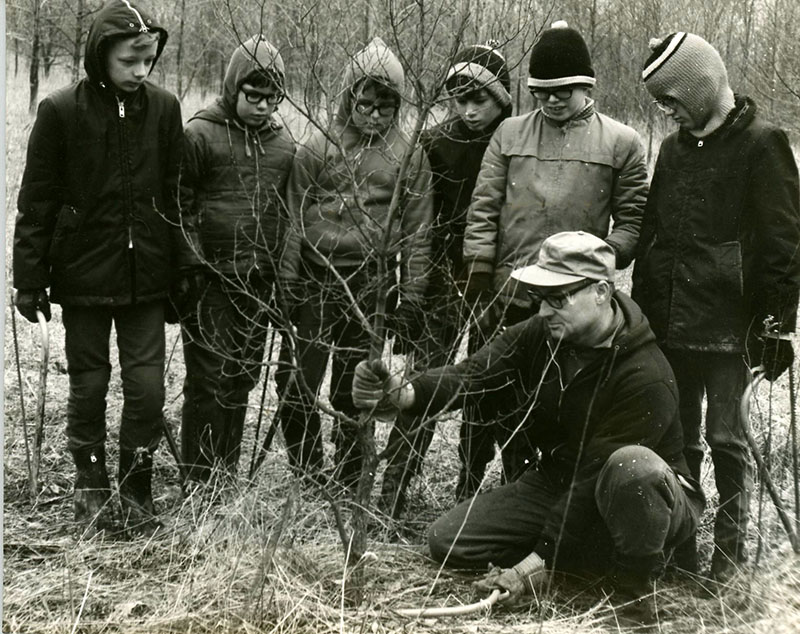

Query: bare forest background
[4,0,800,632]
[6,0,800,152]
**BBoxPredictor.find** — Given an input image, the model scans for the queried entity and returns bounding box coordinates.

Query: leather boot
[71,446,113,536]
[118,448,161,537]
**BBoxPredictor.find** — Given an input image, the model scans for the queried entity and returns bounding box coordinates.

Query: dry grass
[4,69,800,633]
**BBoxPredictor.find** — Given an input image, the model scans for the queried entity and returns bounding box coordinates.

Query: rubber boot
[118,448,161,537]
[71,446,113,537]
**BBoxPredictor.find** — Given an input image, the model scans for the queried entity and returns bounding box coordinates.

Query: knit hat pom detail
[648,36,665,51]
[550,20,569,29]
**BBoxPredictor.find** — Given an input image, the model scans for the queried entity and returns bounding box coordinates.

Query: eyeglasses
[530,87,575,101]
[528,278,596,309]
[241,88,284,105]
[652,96,680,113]
[354,100,398,116]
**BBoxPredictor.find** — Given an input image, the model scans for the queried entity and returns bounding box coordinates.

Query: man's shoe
[609,591,657,629]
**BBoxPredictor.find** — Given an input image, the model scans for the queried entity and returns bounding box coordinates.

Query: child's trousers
[62,302,165,453]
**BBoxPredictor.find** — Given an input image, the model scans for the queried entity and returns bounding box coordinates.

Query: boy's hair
[111,30,161,49]
[241,68,283,92]
[351,77,400,104]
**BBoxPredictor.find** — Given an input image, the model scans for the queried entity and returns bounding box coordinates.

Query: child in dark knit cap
[461,21,649,487]
[380,42,513,518]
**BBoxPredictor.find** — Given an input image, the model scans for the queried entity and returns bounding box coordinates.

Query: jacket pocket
[48,204,83,263]
[670,241,746,347]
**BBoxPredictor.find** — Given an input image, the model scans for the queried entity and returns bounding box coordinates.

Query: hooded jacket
[14,0,185,306]
[632,96,800,352]
[420,107,511,292]
[463,103,648,308]
[179,35,296,279]
[408,292,701,561]
[280,37,433,303]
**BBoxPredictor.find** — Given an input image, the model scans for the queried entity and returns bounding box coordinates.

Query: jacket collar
[677,94,755,145]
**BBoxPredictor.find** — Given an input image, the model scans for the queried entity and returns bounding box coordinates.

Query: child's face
[236,82,282,127]
[350,84,397,137]
[531,86,589,122]
[105,35,158,94]
[453,88,503,132]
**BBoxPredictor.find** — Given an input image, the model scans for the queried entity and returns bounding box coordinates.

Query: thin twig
[69,570,93,634]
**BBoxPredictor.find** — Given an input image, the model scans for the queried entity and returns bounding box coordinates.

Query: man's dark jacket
[632,96,800,352]
[407,292,702,559]
[14,0,185,306]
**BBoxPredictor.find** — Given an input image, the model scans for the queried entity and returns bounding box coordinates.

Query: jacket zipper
[116,94,136,302]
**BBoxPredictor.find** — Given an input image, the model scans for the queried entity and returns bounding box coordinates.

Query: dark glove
[463,270,493,304]
[14,289,51,323]
[389,300,424,354]
[352,359,404,421]
[171,270,207,321]
[753,336,795,381]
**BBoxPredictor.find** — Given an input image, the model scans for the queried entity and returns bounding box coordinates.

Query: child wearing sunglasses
[175,35,296,486]
[276,37,433,491]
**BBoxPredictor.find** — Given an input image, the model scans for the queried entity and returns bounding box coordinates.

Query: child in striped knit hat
[633,32,800,582]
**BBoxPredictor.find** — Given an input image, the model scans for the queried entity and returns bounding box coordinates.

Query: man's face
[534,280,603,344]
[532,85,589,122]
[236,82,282,128]
[106,36,158,94]
[351,84,397,137]
[453,88,503,132]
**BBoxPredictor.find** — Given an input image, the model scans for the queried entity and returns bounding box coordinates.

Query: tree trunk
[72,0,85,83]
[29,0,42,116]
[176,0,186,97]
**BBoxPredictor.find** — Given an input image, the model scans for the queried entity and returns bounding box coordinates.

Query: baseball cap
[510,231,615,287]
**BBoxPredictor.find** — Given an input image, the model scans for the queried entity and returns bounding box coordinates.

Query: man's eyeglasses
[528,278,596,309]
[652,96,680,113]
[530,87,575,101]
[354,100,398,116]
[242,89,284,105]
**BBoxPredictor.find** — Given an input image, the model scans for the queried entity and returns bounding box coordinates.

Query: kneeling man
[353,231,705,624]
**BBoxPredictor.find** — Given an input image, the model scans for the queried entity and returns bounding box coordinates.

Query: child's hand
[14,289,51,323]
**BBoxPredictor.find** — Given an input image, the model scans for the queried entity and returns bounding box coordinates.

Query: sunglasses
[529,87,575,101]
[354,100,398,116]
[241,88,284,105]
[528,278,596,309]
[652,96,680,113]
